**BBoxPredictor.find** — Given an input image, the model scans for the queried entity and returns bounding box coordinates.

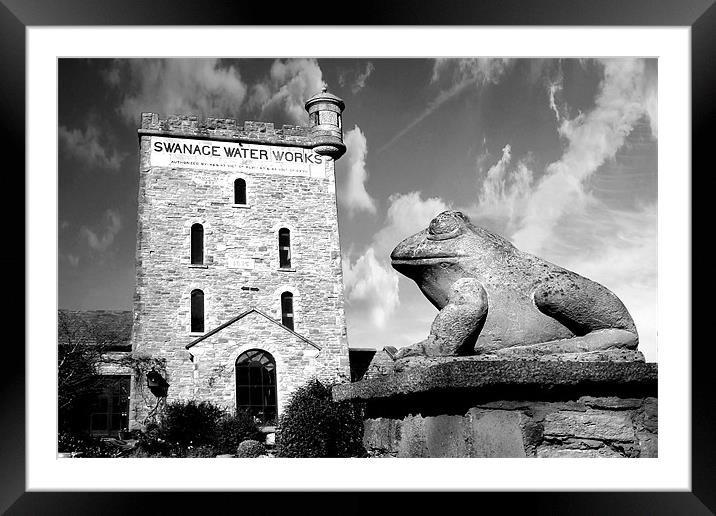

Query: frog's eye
[428,211,463,240]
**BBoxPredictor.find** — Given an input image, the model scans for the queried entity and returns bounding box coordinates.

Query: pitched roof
[185,308,321,351]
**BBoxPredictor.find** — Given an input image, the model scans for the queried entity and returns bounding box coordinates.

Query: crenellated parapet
[139,113,316,148]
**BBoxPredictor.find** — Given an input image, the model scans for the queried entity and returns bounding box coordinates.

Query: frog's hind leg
[526,275,639,353]
[492,328,638,357]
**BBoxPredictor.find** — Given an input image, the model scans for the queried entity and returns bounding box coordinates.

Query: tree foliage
[57,311,126,413]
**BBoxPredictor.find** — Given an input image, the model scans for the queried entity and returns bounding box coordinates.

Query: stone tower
[129,90,349,429]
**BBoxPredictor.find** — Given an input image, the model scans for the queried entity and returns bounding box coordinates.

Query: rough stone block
[363,418,401,455]
[579,396,644,409]
[636,430,658,458]
[543,409,635,442]
[397,416,428,458]
[536,446,623,458]
[424,415,468,458]
[467,409,526,458]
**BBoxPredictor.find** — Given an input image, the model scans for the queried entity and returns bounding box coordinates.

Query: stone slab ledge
[332,358,657,403]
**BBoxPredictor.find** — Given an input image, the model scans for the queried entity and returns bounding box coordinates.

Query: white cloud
[377,58,514,153]
[81,209,122,252]
[548,79,563,122]
[339,61,375,94]
[644,66,658,139]
[511,58,653,254]
[431,58,513,85]
[66,254,80,267]
[352,61,375,93]
[343,248,399,328]
[474,144,534,232]
[337,126,377,217]
[249,59,325,125]
[59,124,124,171]
[110,59,248,124]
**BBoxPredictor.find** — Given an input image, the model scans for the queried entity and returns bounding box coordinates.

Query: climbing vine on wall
[105,352,168,425]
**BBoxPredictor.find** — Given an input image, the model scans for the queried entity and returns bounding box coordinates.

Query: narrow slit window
[281,291,294,331]
[234,178,246,205]
[191,289,204,333]
[191,223,204,265]
[278,228,291,269]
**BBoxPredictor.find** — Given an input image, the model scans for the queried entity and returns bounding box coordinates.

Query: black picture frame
[5,0,713,513]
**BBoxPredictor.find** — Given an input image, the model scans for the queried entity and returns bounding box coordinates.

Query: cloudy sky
[58,58,658,362]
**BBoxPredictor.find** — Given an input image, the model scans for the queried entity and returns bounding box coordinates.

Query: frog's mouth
[391,255,465,285]
[390,229,465,268]
[390,255,462,267]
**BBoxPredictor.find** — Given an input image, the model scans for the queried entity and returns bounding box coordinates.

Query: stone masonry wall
[363,395,657,458]
[130,117,349,428]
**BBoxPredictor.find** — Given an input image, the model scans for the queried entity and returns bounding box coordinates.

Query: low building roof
[57,309,133,351]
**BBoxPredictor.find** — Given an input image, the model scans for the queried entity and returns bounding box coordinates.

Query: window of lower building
[59,375,131,437]
[236,350,277,426]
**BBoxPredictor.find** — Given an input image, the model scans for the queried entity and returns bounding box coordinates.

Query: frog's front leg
[396,278,488,358]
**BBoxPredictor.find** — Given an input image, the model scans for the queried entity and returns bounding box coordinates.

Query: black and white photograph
[8,14,704,507]
[57,57,659,460]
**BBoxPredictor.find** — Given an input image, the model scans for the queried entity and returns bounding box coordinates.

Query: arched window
[234,178,246,205]
[278,228,291,269]
[191,223,204,265]
[281,291,294,331]
[191,289,204,333]
[236,350,276,425]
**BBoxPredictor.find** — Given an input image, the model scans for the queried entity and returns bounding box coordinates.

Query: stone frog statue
[390,210,639,359]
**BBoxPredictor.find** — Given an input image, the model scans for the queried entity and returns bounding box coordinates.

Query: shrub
[216,410,263,454]
[132,422,172,457]
[161,400,225,448]
[58,431,118,458]
[275,379,366,458]
[236,439,266,458]
[184,445,219,458]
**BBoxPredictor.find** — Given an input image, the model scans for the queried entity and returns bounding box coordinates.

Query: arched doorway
[235,349,277,425]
